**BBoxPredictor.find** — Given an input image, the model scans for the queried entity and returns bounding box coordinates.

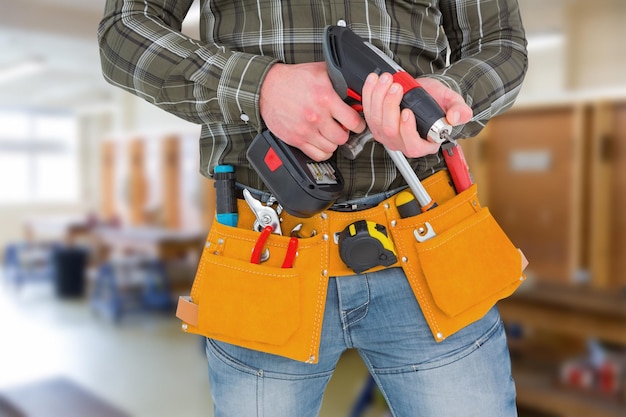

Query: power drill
[247,25,471,218]
[324,25,453,148]
[323,25,472,194]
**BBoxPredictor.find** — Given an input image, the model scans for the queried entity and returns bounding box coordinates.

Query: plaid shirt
[98,0,527,199]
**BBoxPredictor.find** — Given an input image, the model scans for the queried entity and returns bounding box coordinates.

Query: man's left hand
[360,73,473,158]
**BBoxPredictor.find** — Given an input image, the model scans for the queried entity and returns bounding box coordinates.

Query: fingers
[363,73,388,127]
[331,101,367,134]
[362,72,475,158]
[399,109,441,157]
[303,93,366,161]
[362,72,436,157]
[415,77,473,126]
[299,123,347,162]
[445,102,473,126]
[299,142,334,162]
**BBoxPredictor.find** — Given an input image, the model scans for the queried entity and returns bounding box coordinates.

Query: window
[0,110,79,204]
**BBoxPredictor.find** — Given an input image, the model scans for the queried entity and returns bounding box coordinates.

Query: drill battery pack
[246,129,344,218]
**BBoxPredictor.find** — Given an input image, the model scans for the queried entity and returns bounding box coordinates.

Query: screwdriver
[214,164,238,226]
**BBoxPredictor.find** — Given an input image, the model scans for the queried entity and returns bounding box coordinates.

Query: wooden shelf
[500,282,626,416]
[514,366,624,417]
[499,282,626,346]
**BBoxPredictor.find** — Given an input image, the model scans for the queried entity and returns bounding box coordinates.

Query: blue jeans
[205,267,517,416]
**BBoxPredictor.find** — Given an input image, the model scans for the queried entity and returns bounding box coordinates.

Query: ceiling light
[0,58,46,84]
[526,33,564,51]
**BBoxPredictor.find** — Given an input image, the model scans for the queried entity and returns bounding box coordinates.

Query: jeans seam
[343,294,370,329]
[370,317,504,375]
[206,338,262,377]
[337,276,371,347]
[257,372,263,417]
[206,338,336,381]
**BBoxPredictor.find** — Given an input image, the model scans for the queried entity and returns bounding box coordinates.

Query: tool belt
[177,170,527,363]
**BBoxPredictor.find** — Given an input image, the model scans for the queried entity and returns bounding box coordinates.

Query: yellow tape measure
[338,220,397,274]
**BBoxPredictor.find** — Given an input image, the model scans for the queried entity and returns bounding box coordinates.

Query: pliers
[243,189,298,267]
[243,189,282,235]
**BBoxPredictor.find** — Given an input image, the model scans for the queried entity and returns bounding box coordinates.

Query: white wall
[519,0,626,101]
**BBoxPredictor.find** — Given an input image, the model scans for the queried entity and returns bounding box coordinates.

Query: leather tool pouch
[177,171,527,362]
[177,199,331,364]
[388,175,526,341]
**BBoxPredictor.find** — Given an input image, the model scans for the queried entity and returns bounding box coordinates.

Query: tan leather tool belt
[177,170,526,363]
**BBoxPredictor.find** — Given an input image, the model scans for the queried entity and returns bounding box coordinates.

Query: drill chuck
[428,118,454,144]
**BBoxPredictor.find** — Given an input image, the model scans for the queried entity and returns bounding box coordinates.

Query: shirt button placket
[329,1,347,27]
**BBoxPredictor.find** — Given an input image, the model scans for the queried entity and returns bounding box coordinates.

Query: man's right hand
[259,62,366,161]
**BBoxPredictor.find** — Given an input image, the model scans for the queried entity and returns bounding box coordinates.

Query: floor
[0,279,385,417]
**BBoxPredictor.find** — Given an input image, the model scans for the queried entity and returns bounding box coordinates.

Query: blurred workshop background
[0,1,624,416]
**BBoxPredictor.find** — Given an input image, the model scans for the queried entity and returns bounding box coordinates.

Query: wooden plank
[128,138,147,226]
[589,102,613,288]
[100,140,116,221]
[507,282,626,318]
[499,297,626,346]
[610,102,626,289]
[161,135,181,229]
[515,369,625,417]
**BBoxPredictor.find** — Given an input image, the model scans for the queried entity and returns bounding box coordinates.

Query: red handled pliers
[249,225,299,268]
[244,190,298,268]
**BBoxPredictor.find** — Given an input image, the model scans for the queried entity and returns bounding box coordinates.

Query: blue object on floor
[2,242,60,290]
[90,256,174,322]
[349,375,378,417]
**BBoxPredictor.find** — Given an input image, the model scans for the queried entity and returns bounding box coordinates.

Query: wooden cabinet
[482,105,586,284]
[483,99,626,417]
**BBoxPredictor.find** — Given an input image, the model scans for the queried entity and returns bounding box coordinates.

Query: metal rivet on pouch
[321,212,328,220]
[307,355,316,363]
[322,234,329,241]
[205,242,211,248]
[322,270,328,276]
[402,257,408,263]
[384,203,390,210]
[472,200,478,206]
[436,332,444,340]
[417,227,425,235]
[391,220,397,227]
[218,238,224,245]
[182,324,188,331]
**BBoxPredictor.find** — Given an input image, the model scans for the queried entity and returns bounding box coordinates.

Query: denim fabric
[205,267,517,417]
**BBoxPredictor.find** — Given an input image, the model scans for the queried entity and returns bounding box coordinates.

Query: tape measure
[338,220,398,274]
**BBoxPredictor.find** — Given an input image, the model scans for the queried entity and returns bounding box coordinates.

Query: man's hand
[361,73,473,158]
[259,62,366,161]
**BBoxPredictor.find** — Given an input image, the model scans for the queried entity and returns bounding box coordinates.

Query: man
[99,1,528,416]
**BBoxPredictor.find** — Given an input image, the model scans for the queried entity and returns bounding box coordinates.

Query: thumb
[445,103,473,126]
